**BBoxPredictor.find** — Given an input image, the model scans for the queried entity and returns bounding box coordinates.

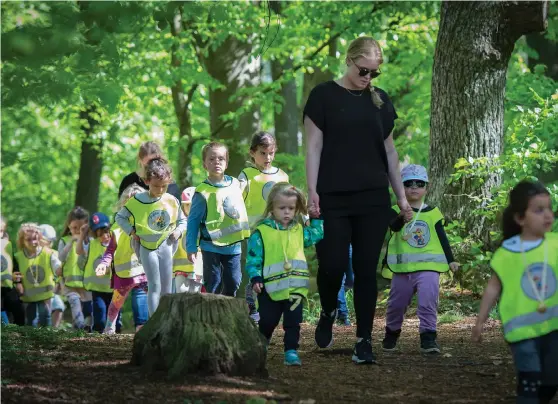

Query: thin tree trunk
[74,106,102,213]
[429,1,548,237]
[272,58,298,154]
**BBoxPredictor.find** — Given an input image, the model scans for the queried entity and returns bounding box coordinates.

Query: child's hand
[449,262,460,272]
[252,282,263,294]
[471,324,483,343]
[130,229,140,241]
[187,253,197,264]
[80,224,89,237]
[95,264,107,276]
[55,266,63,277]
[169,229,181,241]
[13,271,22,282]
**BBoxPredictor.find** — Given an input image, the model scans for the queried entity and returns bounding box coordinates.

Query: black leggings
[316,208,390,339]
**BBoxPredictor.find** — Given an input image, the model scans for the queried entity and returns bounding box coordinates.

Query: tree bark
[131,293,268,378]
[429,1,548,236]
[74,106,102,213]
[272,58,299,154]
[203,35,260,177]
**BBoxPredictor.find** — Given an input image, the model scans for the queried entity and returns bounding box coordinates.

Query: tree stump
[131,293,268,378]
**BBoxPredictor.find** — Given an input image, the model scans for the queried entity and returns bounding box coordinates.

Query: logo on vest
[1,256,7,272]
[262,181,276,201]
[521,263,557,300]
[26,265,45,285]
[148,210,171,231]
[406,220,430,248]
[223,195,242,219]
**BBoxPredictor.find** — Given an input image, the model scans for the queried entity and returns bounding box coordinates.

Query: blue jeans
[26,301,51,327]
[201,251,242,297]
[131,286,148,327]
[92,292,121,333]
[1,311,9,324]
[337,245,354,318]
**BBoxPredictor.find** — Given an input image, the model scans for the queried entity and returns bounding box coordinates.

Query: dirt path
[2,318,519,403]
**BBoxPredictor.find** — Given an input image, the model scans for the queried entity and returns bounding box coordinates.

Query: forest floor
[1,316,521,404]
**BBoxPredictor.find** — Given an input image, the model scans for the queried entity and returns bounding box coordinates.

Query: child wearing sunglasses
[381,164,459,354]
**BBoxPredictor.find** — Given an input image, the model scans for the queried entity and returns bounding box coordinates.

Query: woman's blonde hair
[346,36,384,109]
[116,184,145,211]
[258,183,308,226]
[17,222,41,250]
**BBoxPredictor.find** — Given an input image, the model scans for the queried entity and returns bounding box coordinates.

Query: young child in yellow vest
[77,212,116,333]
[58,207,92,330]
[187,142,250,297]
[382,164,459,354]
[239,131,289,323]
[39,224,66,328]
[95,184,149,334]
[472,180,558,404]
[246,183,323,366]
[13,223,62,327]
[1,216,25,325]
[116,157,186,316]
[173,187,203,293]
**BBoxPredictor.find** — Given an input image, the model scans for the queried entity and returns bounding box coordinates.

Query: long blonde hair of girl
[17,223,42,251]
[116,184,145,211]
[346,36,384,109]
[258,183,308,227]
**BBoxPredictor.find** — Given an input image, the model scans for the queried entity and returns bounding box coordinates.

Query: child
[96,184,148,334]
[173,187,204,293]
[58,207,91,330]
[78,212,114,333]
[239,132,289,323]
[337,245,354,326]
[14,223,62,327]
[187,142,250,297]
[472,180,557,404]
[116,157,186,315]
[39,224,66,328]
[382,164,459,354]
[246,183,323,366]
[1,216,25,325]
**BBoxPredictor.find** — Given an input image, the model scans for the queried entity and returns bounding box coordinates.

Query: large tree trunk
[74,106,102,213]
[204,36,260,177]
[429,1,548,237]
[272,58,299,155]
[131,293,268,378]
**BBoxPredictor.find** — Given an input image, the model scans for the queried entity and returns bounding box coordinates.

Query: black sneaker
[315,309,337,348]
[420,331,441,354]
[352,338,376,364]
[382,328,401,352]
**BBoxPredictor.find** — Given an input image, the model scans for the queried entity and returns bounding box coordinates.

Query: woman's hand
[308,190,321,217]
[252,282,263,294]
[397,198,413,222]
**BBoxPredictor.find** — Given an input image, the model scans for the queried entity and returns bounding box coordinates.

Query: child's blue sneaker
[284,349,302,366]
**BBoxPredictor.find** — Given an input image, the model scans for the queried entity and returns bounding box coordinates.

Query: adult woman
[304,36,412,364]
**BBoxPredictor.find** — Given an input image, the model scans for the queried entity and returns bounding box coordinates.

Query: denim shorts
[510,330,558,385]
[50,295,66,312]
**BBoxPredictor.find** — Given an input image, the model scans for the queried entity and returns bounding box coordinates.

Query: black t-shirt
[303,81,398,195]
[118,172,181,201]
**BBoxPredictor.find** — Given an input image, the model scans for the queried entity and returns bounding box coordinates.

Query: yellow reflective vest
[83,239,112,293]
[491,235,558,343]
[16,247,56,303]
[242,167,289,227]
[196,178,250,246]
[1,237,14,288]
[383,205,448,279]
[61,236,84,288]
[258,222,309,301]
[112,224,144,279]
[173,232,194,274]
[125,193,180,250]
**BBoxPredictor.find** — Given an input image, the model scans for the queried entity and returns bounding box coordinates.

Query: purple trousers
[385,271,439,333]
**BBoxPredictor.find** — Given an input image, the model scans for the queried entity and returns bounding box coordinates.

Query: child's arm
[186,193,206,260]
[58,238,74,262]
[303,219,324,247]
[50,252,63,277]
[115,206,135,236]
[170,205,187,240]
[96,235,116,276]
[471,274,502,342]
[246,230,264,293]
[76,224,89,256]
[434,219,458,271]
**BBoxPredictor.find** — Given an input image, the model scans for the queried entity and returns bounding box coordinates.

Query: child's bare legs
[105,284,134,334]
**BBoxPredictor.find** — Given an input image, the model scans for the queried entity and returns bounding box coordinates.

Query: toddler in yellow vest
[187,142,250,297]
[14,223,62,327]
[245,183,323,366]
[1,216,25,325]
[382,164,458,354]
[473,180,557,404]
[39,224,66,328]
[239,131,289,323]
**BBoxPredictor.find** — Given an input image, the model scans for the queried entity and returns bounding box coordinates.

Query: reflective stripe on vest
[258,222,308,301]
[64,274,84,284]
[196,178,250,246]
[83,239,111,293]
[24,284,54,298]
[112,225,144,278]
[387,253,448,265]
[242,167,288,227]
[125,193,179,250]
[503,304,558,336]
[15,247,56,303]
[173,232,194,273]
[61,236,84,288]
[84,276,111,288]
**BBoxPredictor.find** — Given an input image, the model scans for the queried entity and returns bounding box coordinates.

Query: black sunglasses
[403,180,427,189]
[351,58,381,78]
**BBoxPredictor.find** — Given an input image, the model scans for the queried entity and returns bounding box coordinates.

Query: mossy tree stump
[131,293,268,378]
